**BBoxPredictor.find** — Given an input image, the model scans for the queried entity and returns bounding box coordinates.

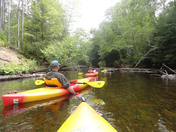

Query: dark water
[0,70,176,132]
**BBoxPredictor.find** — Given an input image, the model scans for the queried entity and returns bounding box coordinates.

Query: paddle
[79,70,107,75]
[74,81,105,88]
[35,80,45,85]
[101,70,107,73]
[78,72,84,75]
[35,80,105,88]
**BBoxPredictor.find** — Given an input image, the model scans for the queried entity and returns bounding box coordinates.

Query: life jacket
[43,78,62,87]
[88,70,96,73]
[88,70,94,73]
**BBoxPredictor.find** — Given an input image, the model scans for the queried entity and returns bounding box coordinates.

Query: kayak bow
[58,102,117,132]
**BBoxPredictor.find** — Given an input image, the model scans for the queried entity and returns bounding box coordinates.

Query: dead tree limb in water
[134,47,158,68]
[162,63,176,74]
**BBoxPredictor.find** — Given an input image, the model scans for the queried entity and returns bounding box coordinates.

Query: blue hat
[50,60,60,67]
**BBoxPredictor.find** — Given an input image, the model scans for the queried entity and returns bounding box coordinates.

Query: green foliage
[98,61,106,67]
[0,59,37,75]
[149,2,176,68]
[23,0,67,59]
[89,0,161,68]
[41,31,90,66]
[1,0,175,69]
[0,38,5,47]
[0,33,8,46]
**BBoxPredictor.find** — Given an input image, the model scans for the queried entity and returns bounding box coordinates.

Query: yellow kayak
[2,78,93,106]
[58,102,117,132]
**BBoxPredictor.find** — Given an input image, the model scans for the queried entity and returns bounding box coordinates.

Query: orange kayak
[85,72,98,77]
[58,102,117,132]
[2,78,93,106]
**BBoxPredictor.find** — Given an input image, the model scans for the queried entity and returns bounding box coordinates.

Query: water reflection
[0,71,176,131]
[1,86,92,131]
[2,95,69,117]
[2,86,92,117]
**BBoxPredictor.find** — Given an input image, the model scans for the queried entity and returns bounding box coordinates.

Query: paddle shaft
[70,82,87,84]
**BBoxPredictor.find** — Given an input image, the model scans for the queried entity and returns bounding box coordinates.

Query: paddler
[45,60,75,95]
[88,67,96,73]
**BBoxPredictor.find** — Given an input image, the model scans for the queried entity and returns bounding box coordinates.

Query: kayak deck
[58,102,117,132]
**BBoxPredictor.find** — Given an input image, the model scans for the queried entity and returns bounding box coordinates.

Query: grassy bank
[0,55,39,75]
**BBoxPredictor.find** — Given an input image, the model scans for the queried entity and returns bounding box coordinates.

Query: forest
[0,0,176,74]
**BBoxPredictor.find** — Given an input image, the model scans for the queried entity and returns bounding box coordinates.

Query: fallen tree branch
[134,47,159,68]
[0,57,10,62]
[0,73,44,81]
[162,63,176,74]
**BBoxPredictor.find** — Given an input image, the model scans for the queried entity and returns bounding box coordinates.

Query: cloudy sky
[61,0,121,32]
[72,0,120,32]
[61,0,174,33]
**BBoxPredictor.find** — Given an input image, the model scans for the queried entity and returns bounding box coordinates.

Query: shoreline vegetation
[0,1,176,80]
[0,67,174,81]
[0,46,175,81]
[0,47,175,81]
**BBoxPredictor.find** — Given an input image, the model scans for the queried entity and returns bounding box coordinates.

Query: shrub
[0,59,37,75]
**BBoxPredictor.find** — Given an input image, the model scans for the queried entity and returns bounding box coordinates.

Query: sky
[61,0,174,33]
[61,0,121,33]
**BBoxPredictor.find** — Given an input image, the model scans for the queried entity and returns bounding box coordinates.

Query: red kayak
[3,87,92,117]
[85,72,98,77]
[2,77,95,106]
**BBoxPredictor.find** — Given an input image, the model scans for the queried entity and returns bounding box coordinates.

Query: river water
[0,70,176,132]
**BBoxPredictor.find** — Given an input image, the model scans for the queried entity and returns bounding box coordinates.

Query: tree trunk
[41,1,44,42]
[1,0,5,31]
[8,0,11,44]
[21,0,24,49]
[17,0,20,48]
[0,0,2,32]
[3,0,5,31]
[161,0,166,15]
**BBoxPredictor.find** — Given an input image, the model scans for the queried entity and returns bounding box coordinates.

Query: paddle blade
[78,72,84,75]
[87,81,105,88]
[101,70,107,73]
[35,80,45,85]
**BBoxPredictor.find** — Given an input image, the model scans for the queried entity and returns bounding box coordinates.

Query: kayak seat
[43,78,62,87]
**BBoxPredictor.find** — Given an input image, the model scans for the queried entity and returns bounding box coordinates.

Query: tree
[17,0,20,48]
[1,0,6,32]
[150,2,176,68]
[0,0,2,32]
[21,0,24,49]
[23,0,66,59]
[8,0,11,44]
[89,0,160,68]
[41,28,90,66]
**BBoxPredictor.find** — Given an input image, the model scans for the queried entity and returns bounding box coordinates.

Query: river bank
[0,67,164,81]
[0,73,45,81]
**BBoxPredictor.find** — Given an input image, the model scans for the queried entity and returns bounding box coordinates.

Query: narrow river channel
[0,70,176,132]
